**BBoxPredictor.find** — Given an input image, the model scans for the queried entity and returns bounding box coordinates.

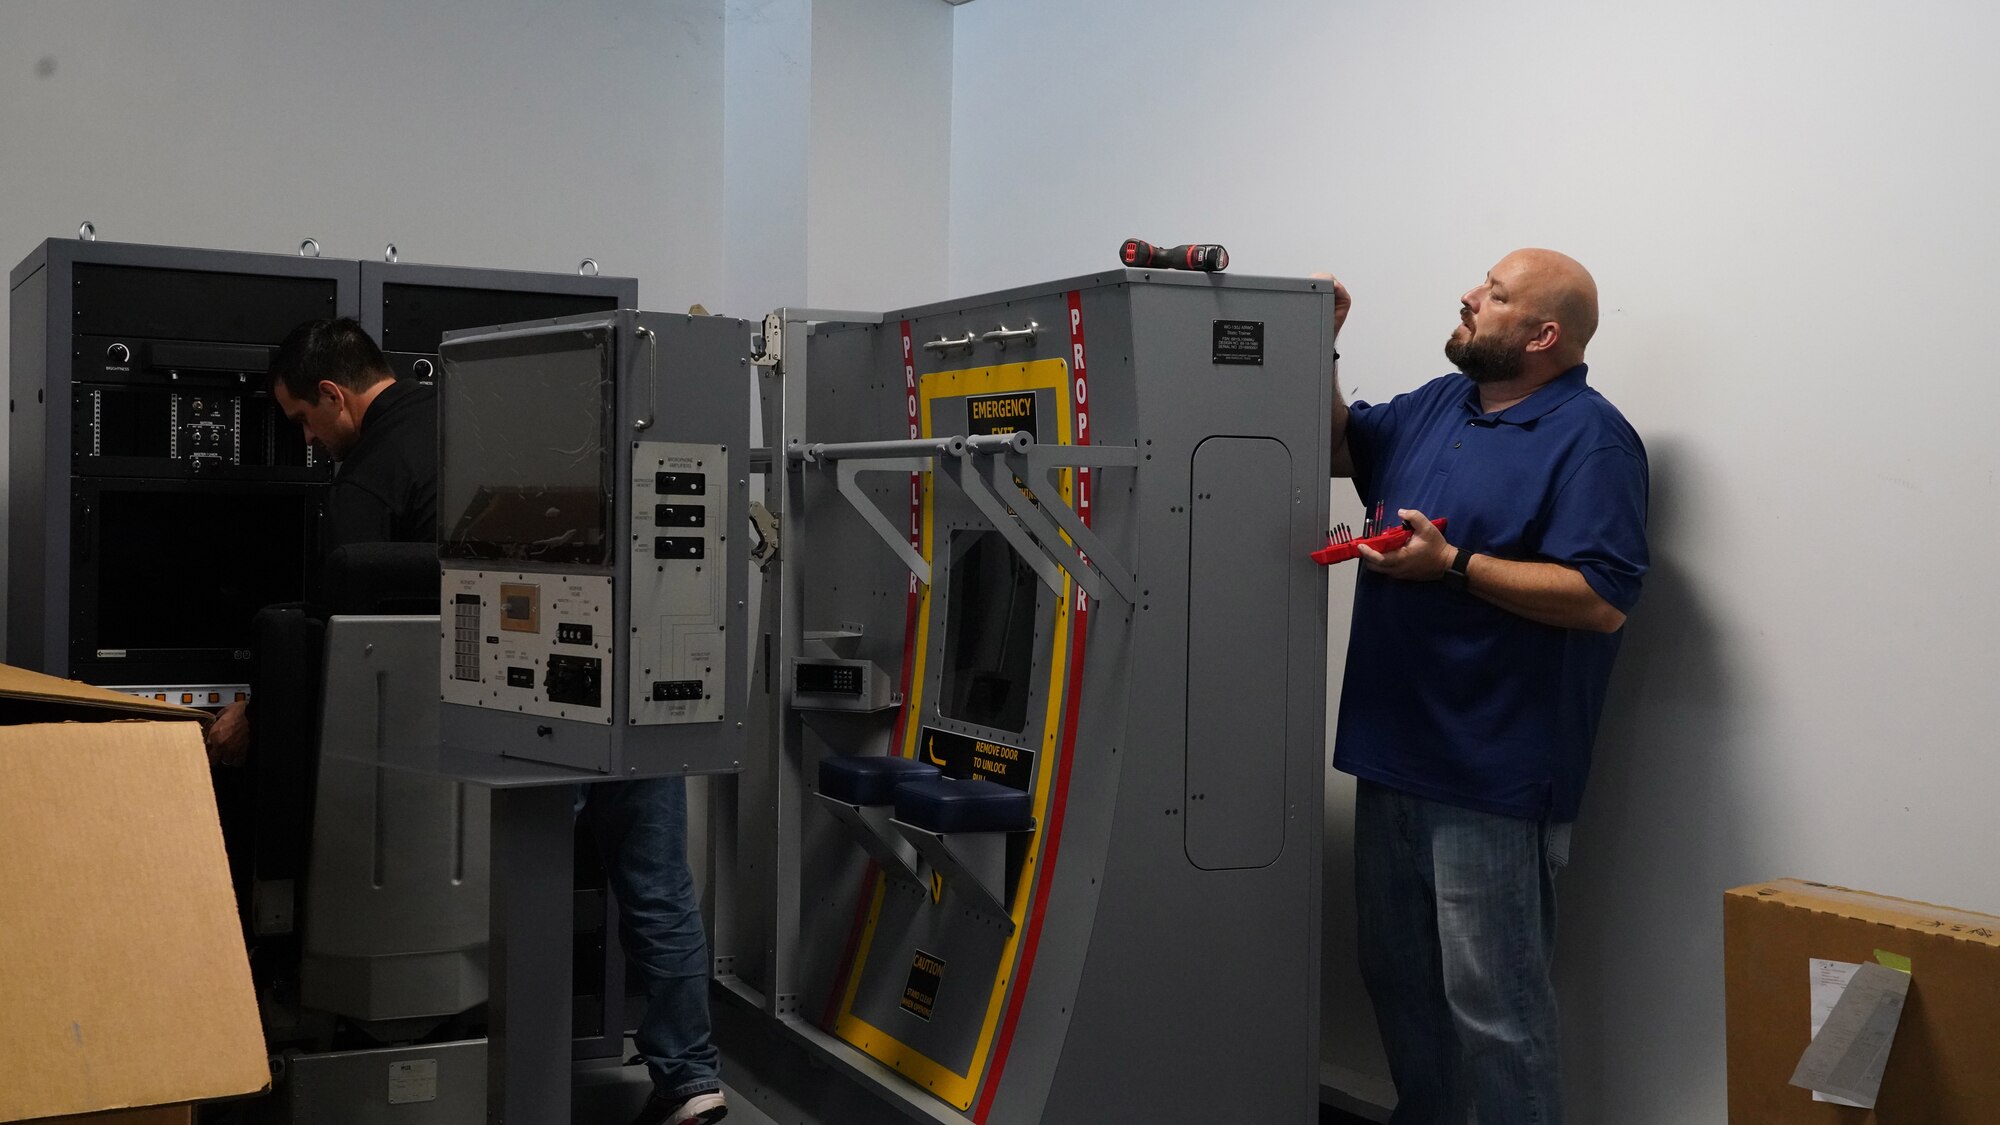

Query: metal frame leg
[488,784,577,1124]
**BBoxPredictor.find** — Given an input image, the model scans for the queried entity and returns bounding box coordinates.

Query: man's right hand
[206,699,250,768]
[1312,271,1351,338]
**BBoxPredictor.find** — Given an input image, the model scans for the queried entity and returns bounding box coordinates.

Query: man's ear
[316,379,343,406]
[1524,321,1561,355]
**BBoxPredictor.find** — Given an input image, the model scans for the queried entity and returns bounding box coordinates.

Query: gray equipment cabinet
[714,269,1336,1124]
[364,258,633,386]
[417,309,753,1124]
[7,238,352,692]
[435,309,751,779]
[5,237,636,698]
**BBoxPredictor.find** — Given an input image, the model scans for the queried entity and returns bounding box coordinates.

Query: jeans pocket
[1546,821,1573,871]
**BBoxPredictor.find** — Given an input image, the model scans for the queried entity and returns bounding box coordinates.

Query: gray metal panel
[1030,278,1328,1125]
[359,258,637,313]
[722,273,1332,1125]
[488,784,578,1124]
[1185,436,1293,870]
[434,311,750,783]
[882,267,1330,322]
[841,880,1012,1076]
[18,237,366,289]
[284,1038,487,1125]
[6,255,51,667]
[612,311,752,779]
[360,259,636,383]
[444,700,615,774]
[714,991,980,1125]
[307,616,491,1021]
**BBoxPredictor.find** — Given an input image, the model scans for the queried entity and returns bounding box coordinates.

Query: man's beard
[1444,324,1527,384]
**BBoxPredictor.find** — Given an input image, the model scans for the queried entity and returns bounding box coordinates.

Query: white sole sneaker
[668,1091,728,1124]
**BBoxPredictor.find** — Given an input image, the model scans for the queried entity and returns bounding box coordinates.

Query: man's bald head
[1496,248,1599,366]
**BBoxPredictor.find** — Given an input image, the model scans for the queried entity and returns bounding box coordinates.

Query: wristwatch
[1441,547,1473,589]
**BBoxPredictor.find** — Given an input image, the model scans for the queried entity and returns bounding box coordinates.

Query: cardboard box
[1725,878,2000,1123]
[0,664,268,1123]
[29,1109,189,1125]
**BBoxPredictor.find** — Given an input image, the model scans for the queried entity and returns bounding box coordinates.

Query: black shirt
[325,377,436,552]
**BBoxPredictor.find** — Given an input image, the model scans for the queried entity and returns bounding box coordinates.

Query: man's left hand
[206,699,251,768]
[1356,509,1454,581]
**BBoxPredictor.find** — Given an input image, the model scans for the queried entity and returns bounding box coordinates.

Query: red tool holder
[1312,517,1448,566]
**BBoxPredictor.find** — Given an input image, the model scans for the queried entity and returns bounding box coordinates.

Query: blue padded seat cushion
[819,755,941,806]
[893,776,1032,834]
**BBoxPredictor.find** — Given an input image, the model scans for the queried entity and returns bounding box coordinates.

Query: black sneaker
[629,1089,727,1125]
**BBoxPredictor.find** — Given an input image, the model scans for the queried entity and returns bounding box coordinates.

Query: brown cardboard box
[0,664,269,1123]
[1725,878,2000,1123]
[30,1109,190,1125]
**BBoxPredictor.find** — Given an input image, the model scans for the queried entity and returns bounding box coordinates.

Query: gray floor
[714,1084,779,1125]
[574,1056,779,1125]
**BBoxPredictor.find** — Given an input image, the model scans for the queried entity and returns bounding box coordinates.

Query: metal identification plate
[387,1058,438,1104]
[1212,319,1265,365]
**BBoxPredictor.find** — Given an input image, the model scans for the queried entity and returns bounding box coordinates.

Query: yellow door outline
[830,358,1077,1110]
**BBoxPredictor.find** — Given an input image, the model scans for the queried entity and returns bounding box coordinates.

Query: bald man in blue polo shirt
[1325,249,1648,1125]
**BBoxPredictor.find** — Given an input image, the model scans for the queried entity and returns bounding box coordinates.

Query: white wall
[0,0,729,627]
[950,2,2000,1122]
[0,0,726,306]
[723,0,953,314]
[724,0,813,316]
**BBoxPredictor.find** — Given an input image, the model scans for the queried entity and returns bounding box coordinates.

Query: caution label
[901,949,946,1022]
[965,391,1038,439]
[920,726,1036,792]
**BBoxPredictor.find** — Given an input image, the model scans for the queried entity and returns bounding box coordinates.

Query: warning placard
[965,391,1038,439]
[920,726,1036,792]
[901,949,946,1022]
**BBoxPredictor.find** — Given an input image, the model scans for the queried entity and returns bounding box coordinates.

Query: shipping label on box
[1725,879,2000,1124]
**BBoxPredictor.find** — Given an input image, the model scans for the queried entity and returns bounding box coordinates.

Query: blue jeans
[582,778,721,1101]
[1353,780,1570,1125]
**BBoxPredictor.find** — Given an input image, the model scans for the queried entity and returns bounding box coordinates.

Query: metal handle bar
[979,321,1039,346]
[632,325,658,431]
[792,436,965,463]
[962,431,1031,455]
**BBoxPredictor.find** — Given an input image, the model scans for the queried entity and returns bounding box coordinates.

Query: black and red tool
[1119,238,1229,272]
[1312,516,1448,566]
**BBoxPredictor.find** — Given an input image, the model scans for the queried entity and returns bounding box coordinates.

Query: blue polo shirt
[1332,364,1648,822]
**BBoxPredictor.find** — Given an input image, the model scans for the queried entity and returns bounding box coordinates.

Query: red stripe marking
[974,291,1094,1119]
[889,319,923,753]
[821,320,925,1029]
[817,857,878,1030]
